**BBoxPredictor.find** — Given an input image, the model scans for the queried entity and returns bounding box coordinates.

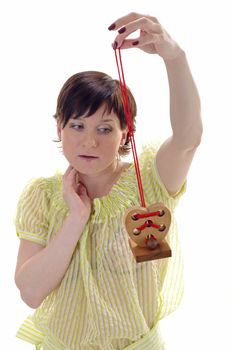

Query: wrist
[163,48,186,64]
[66,211,89,227]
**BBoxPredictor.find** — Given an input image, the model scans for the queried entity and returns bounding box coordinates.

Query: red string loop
[136,221,161,232]
[114,48,146,207]
[132,211,163,220]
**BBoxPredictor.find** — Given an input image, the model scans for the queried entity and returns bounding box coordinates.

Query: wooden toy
[124,203,171,262]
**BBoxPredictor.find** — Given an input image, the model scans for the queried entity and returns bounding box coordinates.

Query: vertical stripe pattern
[15,143,186,350]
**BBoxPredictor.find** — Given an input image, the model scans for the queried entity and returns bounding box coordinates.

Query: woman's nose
[82,133,98,148]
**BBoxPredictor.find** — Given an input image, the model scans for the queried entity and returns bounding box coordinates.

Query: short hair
[54,71,137,156]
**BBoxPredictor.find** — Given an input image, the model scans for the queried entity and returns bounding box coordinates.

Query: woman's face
[58,104,127,176]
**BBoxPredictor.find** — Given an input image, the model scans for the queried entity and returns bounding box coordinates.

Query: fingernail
[118,26,126,34]
[112,41,118,49]
[108,23,116,30]
[132,40,139,46]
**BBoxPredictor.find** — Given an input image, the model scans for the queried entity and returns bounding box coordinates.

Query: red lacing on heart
[132,211,164,232]
[132,211,164,220]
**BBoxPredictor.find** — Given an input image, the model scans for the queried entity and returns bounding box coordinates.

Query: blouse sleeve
[15,178,49,246]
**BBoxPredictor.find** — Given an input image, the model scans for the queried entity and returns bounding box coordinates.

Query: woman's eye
[70,123,83,130]
[98,127,112,134]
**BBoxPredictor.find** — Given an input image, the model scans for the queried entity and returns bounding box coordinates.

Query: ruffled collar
[91,162,139,218]
[53,162,140,219]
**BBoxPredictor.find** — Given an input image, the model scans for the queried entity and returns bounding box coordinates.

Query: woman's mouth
[78,155,99,160]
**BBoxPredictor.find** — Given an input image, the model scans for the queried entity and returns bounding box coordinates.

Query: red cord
[132,211,163,220]
[114,48,146,207]
[136,221,161,232]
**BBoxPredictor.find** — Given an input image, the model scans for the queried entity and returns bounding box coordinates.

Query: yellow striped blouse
[15,144,186,350]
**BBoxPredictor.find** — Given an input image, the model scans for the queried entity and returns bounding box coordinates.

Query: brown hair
[54,71,137,156]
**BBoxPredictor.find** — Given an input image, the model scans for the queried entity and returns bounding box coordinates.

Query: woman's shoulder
[19,172,62,201]
[139,142,161,160]
[44,171,62,191]
[136,142,161,174]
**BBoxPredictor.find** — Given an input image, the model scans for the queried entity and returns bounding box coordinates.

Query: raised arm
[109,12,203,195]
[156,51,202,194]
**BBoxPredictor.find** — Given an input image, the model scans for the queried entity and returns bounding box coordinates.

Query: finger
[119,33,159,50]
[63,165,79,182]
[63,167,78,189]
[113,18,162,48]
[63,165,74,179]
[77,182,88,197]
[108,12,159,31]
[77,183,91,206]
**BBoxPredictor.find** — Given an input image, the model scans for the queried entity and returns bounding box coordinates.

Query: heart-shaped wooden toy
[124,203,172,262]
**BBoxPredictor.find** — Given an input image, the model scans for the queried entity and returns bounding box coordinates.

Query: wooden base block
[129,239,172,263]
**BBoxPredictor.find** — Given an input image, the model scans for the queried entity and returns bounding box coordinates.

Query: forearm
[15,214,86,308]
[164,51,203,149]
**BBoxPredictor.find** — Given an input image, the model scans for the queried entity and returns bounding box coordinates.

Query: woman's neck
[78,160,125,200]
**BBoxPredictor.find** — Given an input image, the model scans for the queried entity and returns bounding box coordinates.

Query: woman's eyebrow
[69,116,82,121]
[101,118,115,123]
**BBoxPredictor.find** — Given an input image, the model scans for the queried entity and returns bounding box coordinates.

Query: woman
[15,12,202,350]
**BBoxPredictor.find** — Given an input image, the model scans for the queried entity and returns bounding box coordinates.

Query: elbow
[193,112,203,147]
[195,118,203,145]
[191,127,203,149]
[175,120,203,151]
[196,127,203,149]
[15,275,43,309]
[189,116,204,149]
[20,290,43,309]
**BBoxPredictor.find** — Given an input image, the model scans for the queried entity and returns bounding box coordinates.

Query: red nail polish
[108,23,116,30]
[112,41,118,49]
[118,26,126,34]
[132,41,139,46]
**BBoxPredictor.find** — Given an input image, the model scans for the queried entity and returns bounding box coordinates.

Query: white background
[1,0,232,349]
